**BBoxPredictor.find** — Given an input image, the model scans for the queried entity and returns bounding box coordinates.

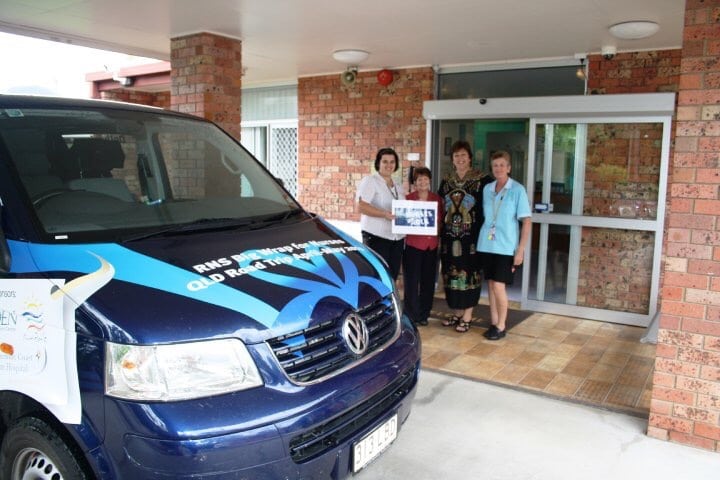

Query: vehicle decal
[9,230,392,329]
[0,255,113,424]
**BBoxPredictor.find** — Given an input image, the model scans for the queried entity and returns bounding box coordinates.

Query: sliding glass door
[423,94,675,326]
[524,118,671,326]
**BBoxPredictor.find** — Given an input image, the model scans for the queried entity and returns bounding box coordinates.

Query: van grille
[267,295,399,384]
[288,367,416,463]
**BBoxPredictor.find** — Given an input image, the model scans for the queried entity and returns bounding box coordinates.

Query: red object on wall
[377,69,393,86]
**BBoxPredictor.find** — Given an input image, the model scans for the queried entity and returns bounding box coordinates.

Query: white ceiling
[0,0,685,87]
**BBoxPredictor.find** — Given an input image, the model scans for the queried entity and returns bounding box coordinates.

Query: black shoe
[486,328,506,341]
[415,318,429,326]
[483,324,499,339]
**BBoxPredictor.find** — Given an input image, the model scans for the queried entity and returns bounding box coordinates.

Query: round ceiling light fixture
[608,21,660,40]
[332,49,370,65]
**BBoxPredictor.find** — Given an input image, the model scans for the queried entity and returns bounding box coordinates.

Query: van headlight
[105,339,263,401]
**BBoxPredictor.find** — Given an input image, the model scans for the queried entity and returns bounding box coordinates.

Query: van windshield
[0,105,302,242]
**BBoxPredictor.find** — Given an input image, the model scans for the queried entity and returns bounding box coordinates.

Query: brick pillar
[648,0,720,451]
[170,32,242,140]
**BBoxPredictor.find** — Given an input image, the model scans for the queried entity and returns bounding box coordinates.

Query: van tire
[0,416,89,480]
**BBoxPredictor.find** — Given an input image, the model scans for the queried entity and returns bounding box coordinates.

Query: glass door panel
[525,120,667,326]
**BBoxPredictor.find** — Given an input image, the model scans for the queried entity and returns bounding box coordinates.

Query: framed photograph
[391,200,438,235]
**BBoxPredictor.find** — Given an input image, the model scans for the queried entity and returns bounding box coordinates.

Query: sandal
[442,315,460,327]
[455,320,472,333]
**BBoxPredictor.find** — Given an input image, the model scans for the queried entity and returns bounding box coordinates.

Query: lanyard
[488,188,506,241]
[490,190,505,226]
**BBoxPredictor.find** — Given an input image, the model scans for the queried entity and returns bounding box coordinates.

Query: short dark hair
[374,147,400,172]
[451,140,473,159]
[412,166,432,182]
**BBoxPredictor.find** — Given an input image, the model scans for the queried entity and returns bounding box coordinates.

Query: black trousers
[361,231,404,280]
[402,245,438,324]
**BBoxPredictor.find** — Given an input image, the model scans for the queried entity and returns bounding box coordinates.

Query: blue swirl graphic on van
[236,243,391,327]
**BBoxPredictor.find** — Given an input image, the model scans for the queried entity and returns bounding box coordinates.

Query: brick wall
[170,32,242,140]
[297,67,434,219]
[647,0,720,451]
[99,90,170,108]
[587,50,682,94]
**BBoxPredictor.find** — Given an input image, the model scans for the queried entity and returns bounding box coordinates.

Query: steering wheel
[32,188,74,207]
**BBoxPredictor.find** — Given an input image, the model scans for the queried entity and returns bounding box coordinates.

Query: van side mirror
[0,207,11,274]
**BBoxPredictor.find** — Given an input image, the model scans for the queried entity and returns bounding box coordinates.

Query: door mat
[430,297,533,331]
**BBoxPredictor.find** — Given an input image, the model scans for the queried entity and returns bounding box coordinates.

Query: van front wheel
[0,416,89,480]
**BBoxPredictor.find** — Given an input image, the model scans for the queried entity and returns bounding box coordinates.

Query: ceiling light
[609,21,659,40]
[332,49,370,65]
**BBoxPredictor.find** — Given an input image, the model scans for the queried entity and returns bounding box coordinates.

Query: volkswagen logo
[342,312,370,356]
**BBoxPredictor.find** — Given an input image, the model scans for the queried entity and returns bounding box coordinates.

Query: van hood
[15,217,394,344]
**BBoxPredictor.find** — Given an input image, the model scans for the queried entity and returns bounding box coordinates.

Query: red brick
[661,300,706,318]
[684,318,720,337]
[701,365,720,382]
[688,259,720,276]
[698,393,720,409]
[652,386,696,405]
[649,413,694,433]
[662,285,684,301]
[704,337,720,351]
[668,430,717,450]
[647,426,669,440]
[650,399,673,415]
[673,405,720,423]
[663,271,708,289]
[695,422,720,441]
[667,213,716,230]
[656,343,679,358]
[677,375,720,395]
[656,358,700,377]
[668,198,693,213]
[671,183,718,199]
[700,136,720,151]
[680,73,704,89]
[659,314,681,330]
[670,167,696,183]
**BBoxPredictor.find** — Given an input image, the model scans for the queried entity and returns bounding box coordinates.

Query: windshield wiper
[120,218,253,242]
[248,208,305,229]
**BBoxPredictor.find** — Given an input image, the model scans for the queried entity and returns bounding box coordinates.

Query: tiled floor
[419,298,658,417]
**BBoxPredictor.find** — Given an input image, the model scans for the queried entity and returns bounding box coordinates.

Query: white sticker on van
[0,254,114,424]
[1,279,67,408]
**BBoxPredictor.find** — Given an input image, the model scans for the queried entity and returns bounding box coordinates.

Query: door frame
[423,93,676,326]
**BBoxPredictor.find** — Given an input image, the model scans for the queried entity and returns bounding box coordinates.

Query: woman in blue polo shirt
[477,150,532,340]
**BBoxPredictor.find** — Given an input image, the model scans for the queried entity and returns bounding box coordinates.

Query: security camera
[601,45,617,60]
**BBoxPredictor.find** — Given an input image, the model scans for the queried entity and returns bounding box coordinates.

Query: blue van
[0,95,421,479]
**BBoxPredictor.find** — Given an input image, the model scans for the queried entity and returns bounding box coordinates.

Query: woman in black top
[438,140,492,332]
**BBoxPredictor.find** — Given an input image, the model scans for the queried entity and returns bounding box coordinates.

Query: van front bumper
[117,365,417,479]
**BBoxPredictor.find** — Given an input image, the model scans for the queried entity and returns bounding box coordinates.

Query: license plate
[352,414,398,473]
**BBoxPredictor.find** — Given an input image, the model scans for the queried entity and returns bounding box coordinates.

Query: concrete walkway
[356,370,719,480]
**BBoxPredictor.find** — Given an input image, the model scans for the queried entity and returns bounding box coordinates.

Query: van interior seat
[66,138,135,202]
[4,129,65,199]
